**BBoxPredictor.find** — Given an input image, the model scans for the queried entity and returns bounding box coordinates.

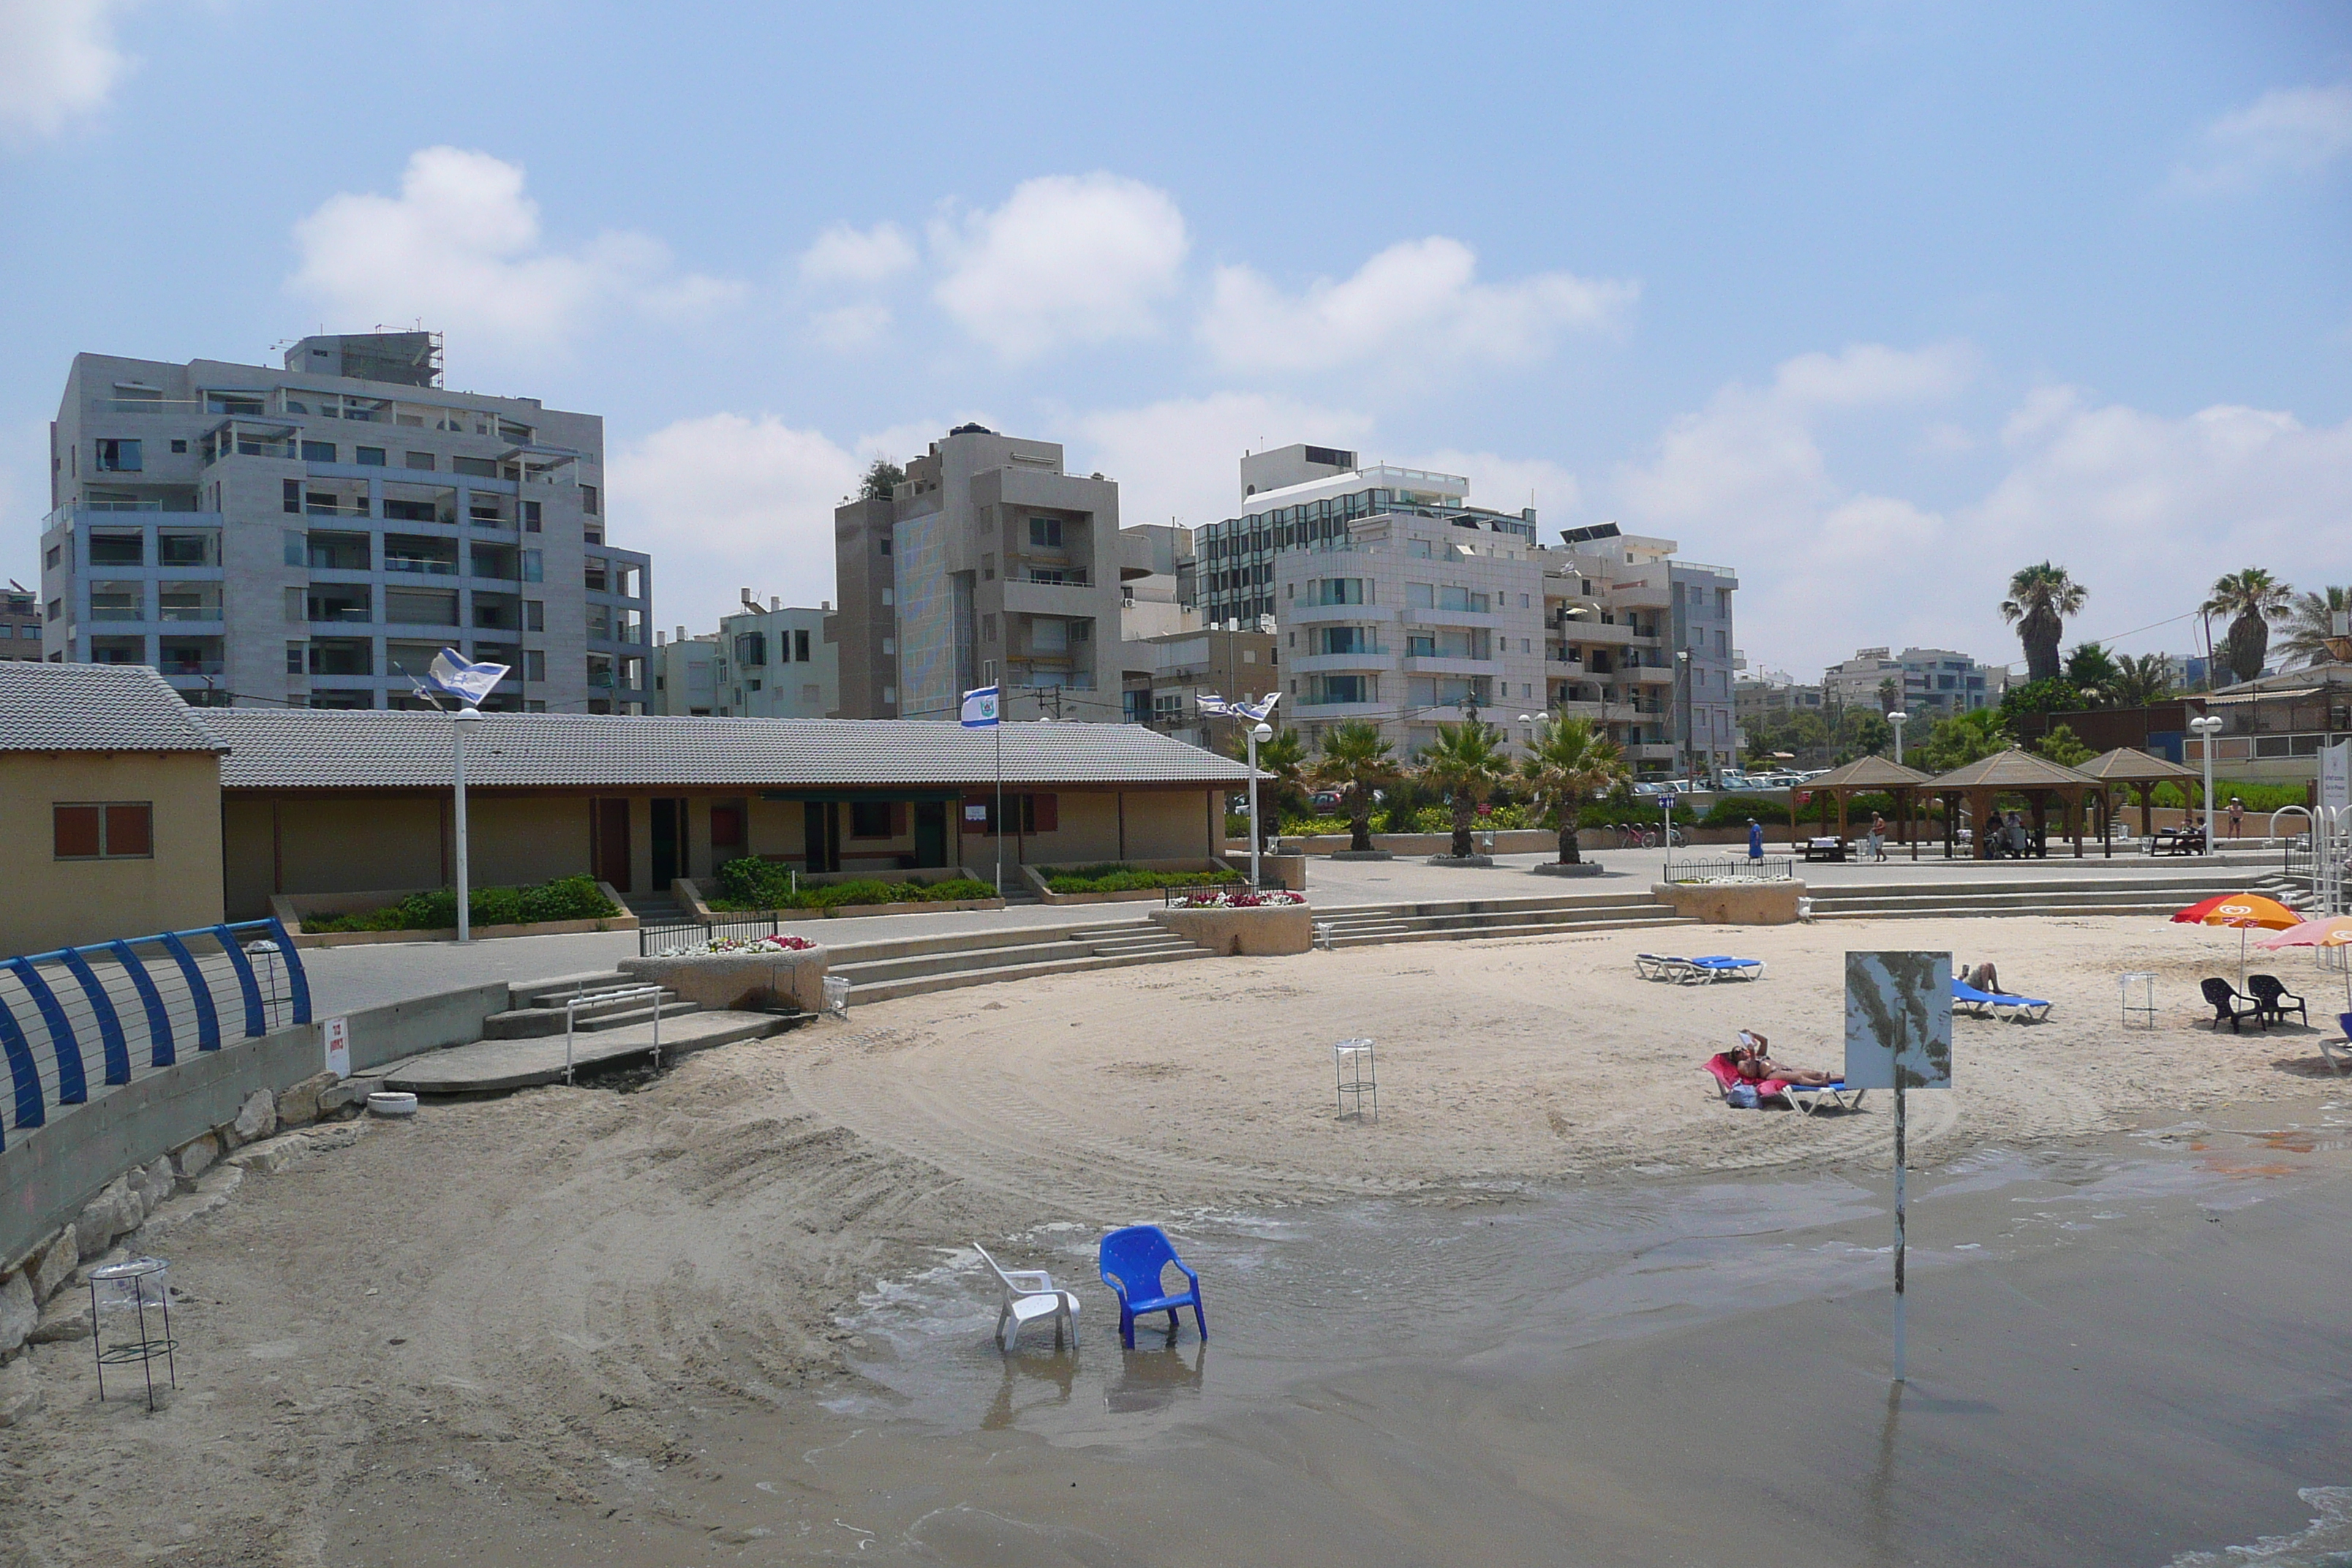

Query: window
[1438,586,1490,613]
[881,587,894,606]
[404,451,436,470]
[286,641,305,675]
[159,532,218,567]
[584,557,608,592]
[881,685,896,705]
[794,628,810,662]
[521,500,541,532]
[283,478,302,515]
[881,636,896,655]
[982,613,996,643]
[849,802,898,839]
[88,581,142,620]
[54,802,151,860]
[520,549,543,583]
[524,649,546,682]
[1313,578,1367,606]
[157,581,222,622]
[1030,618,1068,653]
[170,440,187,454]
[88,532,143,566]
[44,546,59,569]
[451,456,499,478]
[301,440,337,464]
[735,632,766,666]
[878,536,892,556]
[1028,516,1063,549]
[1407,582,1434,608]
[524,599,544,632]
[353,446,386,467]
[580,484,598,515]
[94,439,142,472]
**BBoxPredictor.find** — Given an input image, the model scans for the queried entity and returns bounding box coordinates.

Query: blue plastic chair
[1097,1225,1207,1349]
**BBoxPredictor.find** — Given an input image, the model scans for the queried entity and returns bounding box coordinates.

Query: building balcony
[1286,601,1395,626]
[1402,654,1501,676]
[1289,700,1385,721]
[1290,649,1392,673]
[1613,581,1672,609]
[1400,606,1503,628]
[1550,619,1633,645]
[1001,578,1108,617]
[1626,663,1676,684]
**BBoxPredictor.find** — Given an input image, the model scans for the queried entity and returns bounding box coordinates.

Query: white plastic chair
[974,1243,1079,1352]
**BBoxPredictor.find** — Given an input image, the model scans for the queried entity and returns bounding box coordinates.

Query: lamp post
[452,705,480,944]
[1248,720,1273,889]
[2191,714,2223,856]
[1888,710,1910,858]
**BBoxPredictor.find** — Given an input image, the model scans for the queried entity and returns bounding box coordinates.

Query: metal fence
[1662,856,1795,883]
[1,918,310,1153]
[637,915,783,957]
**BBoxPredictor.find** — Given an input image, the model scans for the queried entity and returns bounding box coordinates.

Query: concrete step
[831,938,1142,987]
[508,970,632,1006]
[845,945,1214,1005]
[1327,916,1697,948]
[383,1010,784,1094]
[823,919,1160,968]
[481,997,703,1039]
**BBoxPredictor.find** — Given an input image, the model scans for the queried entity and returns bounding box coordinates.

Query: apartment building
[1,582,39,660]
[650,633,720,715]
[1121,626,1278,747]
[1824,646,2002,715]
[40,333,652,712]
[1735,671,1828,726]
[829,425,1157,723]
[1188,451,1736,777]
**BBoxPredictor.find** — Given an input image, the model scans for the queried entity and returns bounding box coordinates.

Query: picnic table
[1801,836,1848,862]
[2149,826,2206,856]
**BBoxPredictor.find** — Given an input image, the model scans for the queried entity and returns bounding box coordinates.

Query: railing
[0,918,310,1154]
[638,915,783,957]
[383,557,458,575]
[1664,856,1795,882]
[561,984,666,1083]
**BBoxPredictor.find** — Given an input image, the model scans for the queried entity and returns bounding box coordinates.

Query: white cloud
[1198,237,1635,374]
[0,0,130,146]
[287,147,742,352]
[799,222,918,287]
[1069,392,1374,530]
[1400,448,1581,521]
[2171,82,2352,194]
[1613,344,2352,676]
[1771,341,1976,408]
[932,173,1190,360]
[809,303,894,353]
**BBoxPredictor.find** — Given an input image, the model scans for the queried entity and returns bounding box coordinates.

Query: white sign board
[1843,951,1952,1090]
[965,803,990,822]
[2323,740,2350,815]
[322,1016,350,1079]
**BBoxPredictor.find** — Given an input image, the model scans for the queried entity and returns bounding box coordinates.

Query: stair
[1804,870,2309,921]
[478,972,704,1038]
[1311,891,1697,949]
[620,893,687,925]
[828,917,1214,1003]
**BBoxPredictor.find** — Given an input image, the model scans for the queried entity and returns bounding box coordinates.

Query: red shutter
[1030,793,1058,833]
[105,804,153,857]
[890,802,908,837]
[53,804,100,858]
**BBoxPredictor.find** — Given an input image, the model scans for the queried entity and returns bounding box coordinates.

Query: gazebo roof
[1922,747,2097,791]
[2075,746,2199,784]
[1803,754,1933,791]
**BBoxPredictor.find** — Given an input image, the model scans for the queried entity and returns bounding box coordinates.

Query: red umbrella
[2172,893,2304,991]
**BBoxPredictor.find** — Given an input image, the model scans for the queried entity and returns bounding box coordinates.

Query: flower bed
[653,933,817,958]
[1043,863,1243,894]
[1169,888,1305,908]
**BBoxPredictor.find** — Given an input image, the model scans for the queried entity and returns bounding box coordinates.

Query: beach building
[39,332,652,714]
[0,663,227,955]
[649,632,720,715]
[197,709,1256,919]
[1735,671,1827,726]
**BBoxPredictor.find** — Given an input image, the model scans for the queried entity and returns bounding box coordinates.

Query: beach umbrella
[2172,893,2303,991]
[2258,914,2352,1009]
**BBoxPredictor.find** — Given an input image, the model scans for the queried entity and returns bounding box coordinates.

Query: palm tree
[2062,641,2122,707]
[1999,563,2087,685]
[2278,586,2352,668]
[2107,652,2175,708]
[1308,720,1401,853]
[2202,568,2294,685]
[1515,715,1628,864]
[1224,724,1308,845]
[1416,720,1508,859]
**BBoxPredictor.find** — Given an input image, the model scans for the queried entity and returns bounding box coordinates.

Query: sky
[1,1,2347,679]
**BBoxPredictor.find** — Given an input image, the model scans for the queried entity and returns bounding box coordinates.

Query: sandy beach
[5,913,2349,1566]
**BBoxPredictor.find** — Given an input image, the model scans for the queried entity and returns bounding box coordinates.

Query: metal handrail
[560,984,666,1085]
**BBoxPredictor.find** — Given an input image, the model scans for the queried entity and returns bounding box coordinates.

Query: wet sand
[5,915,2351,1566]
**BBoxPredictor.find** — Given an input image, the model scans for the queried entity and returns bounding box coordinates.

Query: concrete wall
[0,751,223,958]
[1116,790,1216,859]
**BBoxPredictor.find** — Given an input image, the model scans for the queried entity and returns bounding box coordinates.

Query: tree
[1876,676,1901,714]
[1515,715,1629,864]
[1999,563,2087,685]
[1416,720,1508,859]
[1308,720,1401,853]
[1224,725,1308,844]
[1917,708,2011,774]
[859,456,904,502]
[2278,585,2352,669]
[2062,642,2122,707]
[2108,653,2175,708]
[1998,676,2083,725]
[2033,723,2095,767]
[2202,568,2294,685]
[1833,706,1892,764]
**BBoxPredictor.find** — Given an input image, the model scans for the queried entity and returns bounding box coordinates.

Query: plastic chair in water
[973,1244,1079,1353]
[1097,1225,1207,1349]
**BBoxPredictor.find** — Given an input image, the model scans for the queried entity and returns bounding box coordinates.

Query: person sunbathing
[1731,1030,1839,1087]
[1956,961,2002,993]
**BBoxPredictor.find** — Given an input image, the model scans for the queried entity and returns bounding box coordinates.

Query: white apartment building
[40,333,651,712]
[1824,646,2003,715]
[653,598,840,718]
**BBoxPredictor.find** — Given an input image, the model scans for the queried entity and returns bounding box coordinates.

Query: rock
[298,1123,361,1153]
[171,1132,219,1183]
[29,1231,78,1303]
[75,1177,143,1262]
[28,1295,89,1345]
[145,1166,243,1243]
[275,1070,339,1129]
[226,1134,304,1175]
[0,1358,39,1425]
[317,1079,369,1115]
[0,1273,34,1357]
[229,1088,277,1147]
[135,1157,175,1213]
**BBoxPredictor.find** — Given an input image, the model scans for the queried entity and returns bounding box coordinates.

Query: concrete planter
[1148,903,1313,956]
[619,945,829,1014]
[1649,879,1806,925]
[1426,854,1495,868]
[1530,861,1608,878]
[270,884,635,948]
[1327,849,1395,862]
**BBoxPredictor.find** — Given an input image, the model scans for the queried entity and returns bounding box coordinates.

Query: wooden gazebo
[1921,748,2099,859]
[2076,747,2201,853]
[1795,754,1934,859]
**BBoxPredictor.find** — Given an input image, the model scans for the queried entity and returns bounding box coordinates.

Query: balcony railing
[384,556,457,576]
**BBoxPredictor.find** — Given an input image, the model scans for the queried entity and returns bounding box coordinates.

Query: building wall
[0,752,223,956]
[707,606,837,718]
[828,496,898,717]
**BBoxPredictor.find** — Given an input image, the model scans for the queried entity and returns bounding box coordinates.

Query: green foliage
[1309,719,1402,851]
[2062,642,2122,706]
[1998,678,2083,723]
[1699,794,1790,828]
[1416,720,1509,856]
[2280,586,2352,671]
[859,456,904,501]
[1041,864,1243,894]
[2148,778,2307,813]
[2204,567,2294,684]
[1915,708,2013,774]
[2108,652,2176,707]
[1833,706,1892,763]
[2000,562,2087,685]
[2033,723,2095,767]
[710,859,996,910]
[305,875,617,932]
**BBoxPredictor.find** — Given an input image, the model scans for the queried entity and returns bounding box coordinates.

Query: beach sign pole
[962,685,1003,894]
[1844,950,1953,1384]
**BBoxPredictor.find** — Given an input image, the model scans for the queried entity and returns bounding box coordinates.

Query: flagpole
[453,706,479,945]
[995,717,1004,897]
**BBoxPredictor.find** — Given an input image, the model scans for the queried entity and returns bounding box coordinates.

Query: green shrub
[709,859,1001,911]
[2149,778,2307,813]
[1041,863,1243,894]
[304,874,615,933]
[1699,794,1787,828]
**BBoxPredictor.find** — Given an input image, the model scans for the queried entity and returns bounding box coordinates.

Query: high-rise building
[1,582,39,660]
[39,333,651,712]
[1823,646,2003,715]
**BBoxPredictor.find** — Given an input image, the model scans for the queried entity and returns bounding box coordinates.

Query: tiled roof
[0,663,227,753]
[2076,746,2198,783]
[1921,747,2096,790]
[1802,755,1931,791]
[202,709,1258,791]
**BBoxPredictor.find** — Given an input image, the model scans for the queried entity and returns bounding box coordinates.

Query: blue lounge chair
[1098,1225,1207,1349]
[2323,1013,2352,1076]
[1952,978,2051,1022]
[1690,956,1765,981]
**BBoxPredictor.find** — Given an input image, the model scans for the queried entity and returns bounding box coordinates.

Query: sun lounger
[1951,978,2052,1022]
[1635,953,1698,982]
[1689,956,1765,981]
[974,1243,1080,1353]
[2322,1013,2352,1076]
[1702,1052,1863,1115]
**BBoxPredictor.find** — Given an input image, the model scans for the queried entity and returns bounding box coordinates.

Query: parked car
[1311,790,1343,813]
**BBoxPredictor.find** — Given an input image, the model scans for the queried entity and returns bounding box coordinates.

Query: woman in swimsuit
[1731,1030,1839,1087]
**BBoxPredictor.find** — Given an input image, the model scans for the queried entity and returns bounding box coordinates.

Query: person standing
[2228,796,2244,838]
[1866,813,1888,862]
[1748,818,1764,862]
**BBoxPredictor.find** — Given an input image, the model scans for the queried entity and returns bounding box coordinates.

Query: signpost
[322,1016,350,1079]
[1844,950,1953,1383]
[1661,791,1679,875]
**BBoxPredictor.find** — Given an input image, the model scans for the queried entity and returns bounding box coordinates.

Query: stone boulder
[28,1294,90,1345]
[223,1088,276,1149]
[75,1177,143,1262]
[0,1272,34,1360]
[0,1356,39,1422]
[29,1230,78,1303]
[171,1132,219,1183]
[274,1071,339,1129]
[134,1157,174,1213]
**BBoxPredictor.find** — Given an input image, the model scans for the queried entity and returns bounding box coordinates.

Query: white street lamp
[2190,714,2224,856]
[451,706,480,943]
[1888,710,1908,768]
[1248,720,1274,889]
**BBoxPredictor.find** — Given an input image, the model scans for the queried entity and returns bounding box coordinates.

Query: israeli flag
[426,647,510,708]
[960,684,1000,728]
[1196,690,1280,723]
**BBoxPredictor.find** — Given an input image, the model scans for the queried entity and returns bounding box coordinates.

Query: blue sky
[2,1,2347,676]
